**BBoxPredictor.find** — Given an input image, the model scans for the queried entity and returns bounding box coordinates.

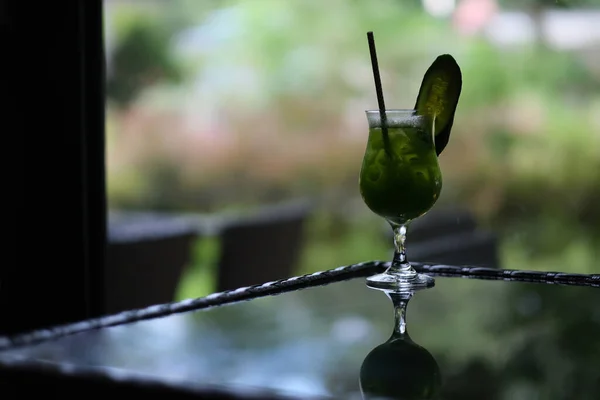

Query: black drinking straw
[367,31,391,157]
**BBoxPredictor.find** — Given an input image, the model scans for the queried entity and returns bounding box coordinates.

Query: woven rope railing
[1,261,597,350]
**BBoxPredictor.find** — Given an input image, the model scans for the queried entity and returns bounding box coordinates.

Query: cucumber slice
[414,54,462,156]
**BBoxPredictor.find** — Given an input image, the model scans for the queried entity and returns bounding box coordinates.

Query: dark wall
[5,0,106,334]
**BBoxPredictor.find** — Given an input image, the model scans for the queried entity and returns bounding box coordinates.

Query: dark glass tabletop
[1,263,599,399]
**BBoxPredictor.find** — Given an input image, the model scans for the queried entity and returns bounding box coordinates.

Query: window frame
[7,0,107,334]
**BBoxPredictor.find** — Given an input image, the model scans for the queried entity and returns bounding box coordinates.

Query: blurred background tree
[106,17,183,109]
[104,0,600,268]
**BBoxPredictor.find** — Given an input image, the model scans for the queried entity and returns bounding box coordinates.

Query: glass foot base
[366,272,435,293]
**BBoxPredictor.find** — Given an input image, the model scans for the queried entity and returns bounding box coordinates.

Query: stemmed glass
[359,109,441,292]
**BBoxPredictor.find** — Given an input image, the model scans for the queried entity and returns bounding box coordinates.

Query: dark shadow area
[8,0,106,334]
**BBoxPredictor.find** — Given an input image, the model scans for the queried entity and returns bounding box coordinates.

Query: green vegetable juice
[359,121,442,225]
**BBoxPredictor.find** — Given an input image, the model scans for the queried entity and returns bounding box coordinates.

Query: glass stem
[389,224,416,276]
[388,291,413,338]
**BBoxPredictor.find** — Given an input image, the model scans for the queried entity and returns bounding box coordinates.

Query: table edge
[0,357,328,399]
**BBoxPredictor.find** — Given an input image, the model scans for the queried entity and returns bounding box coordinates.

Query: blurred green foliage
[500,0,600,8]
[105,0,600,277]
[107,16,183,108]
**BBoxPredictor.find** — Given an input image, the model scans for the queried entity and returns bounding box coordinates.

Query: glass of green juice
[359,109,440,292]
